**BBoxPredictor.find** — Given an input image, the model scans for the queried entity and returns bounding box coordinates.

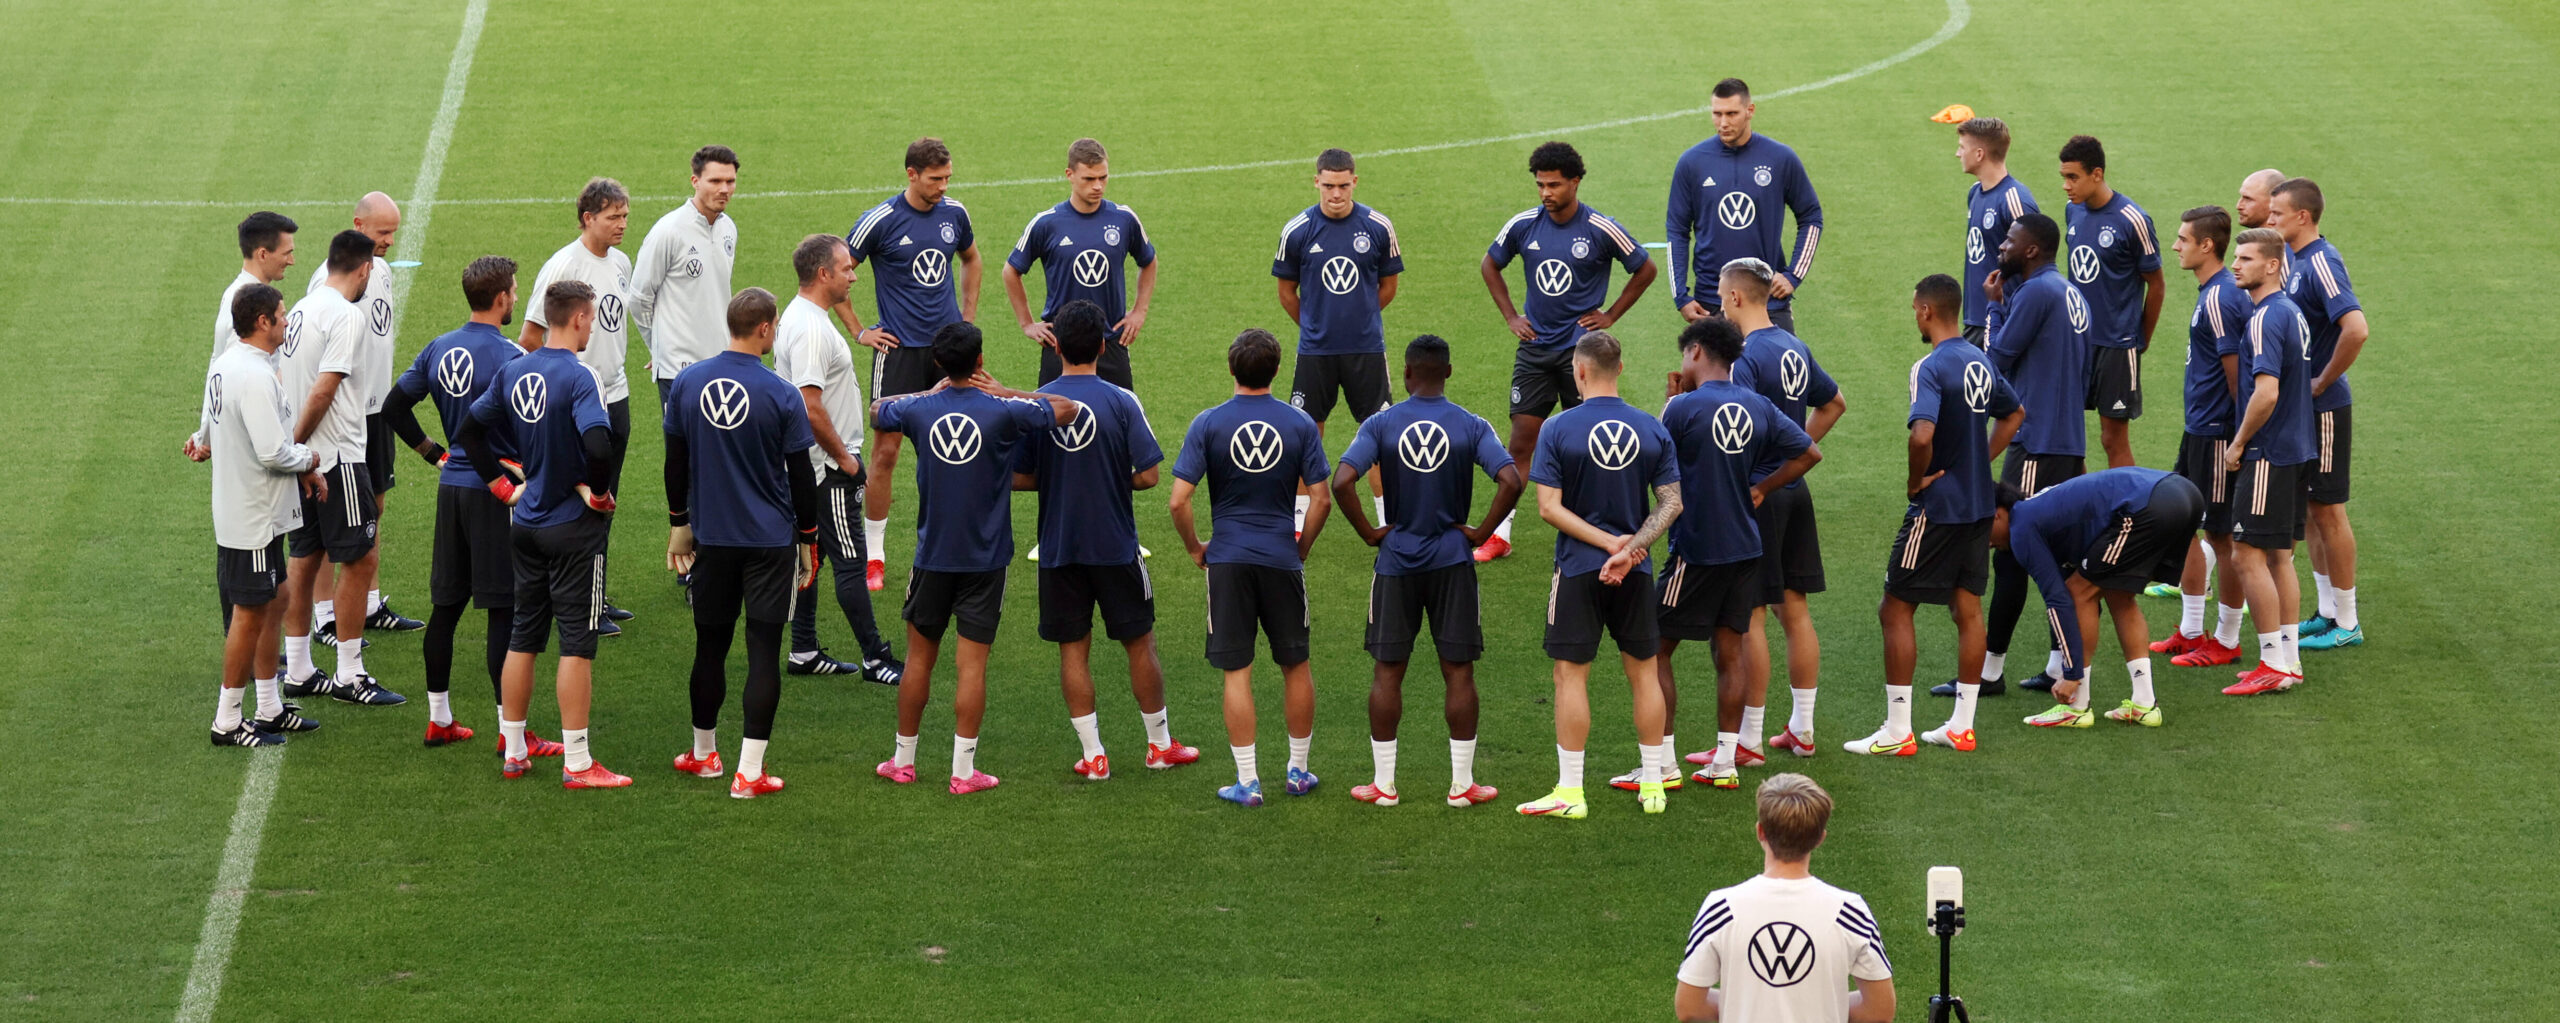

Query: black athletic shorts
[294,461,380,564]
[2175,432,2237,535]
[606,397,632,463]
[364,413,398,493]
[1962,323,1987,347]
[1657,558,1759,639]
[812,462,868,563]
[1288,352,1391,425]
[1038,340,1134,390]
[2000,447,2085,498]
[216,538,287,608]
[2307,406,2351,505]
[1365,562,1483,663]
[1509,344,1581,419]
[1205,562,1310,670]
[2086,346,2142,420]
[2232,458,2307,551]
[432,483,515,608]
[904,567,1006,644]
[508,512,611,658]
[1545,568,1660,663]
[1884,512,1992,606]
[1752,483,1824,603]
[874,345,942,403]
[2077,475,2206,592]
[1039,560,1155,643]
[694,544,798,625]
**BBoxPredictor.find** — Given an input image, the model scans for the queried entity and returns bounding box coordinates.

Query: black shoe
[329,673,408,706]
[788,649,860,676]
[280,666,333,698]
[1930,676,2006,698]
[253,706,322,733]
[314,619,337,647]
[213,721,285,747]
[2019,674,2057,693]
[597,618,623,638]
[861,657,904,687]
[367,603,426,632]
[602,600,635,622]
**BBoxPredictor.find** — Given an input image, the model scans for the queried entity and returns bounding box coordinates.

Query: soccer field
[5,0,2557,1018]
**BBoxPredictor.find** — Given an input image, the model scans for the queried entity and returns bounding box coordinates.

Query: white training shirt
[630,202,736,381]
[1678,874,1893,1023]
[528,237,636,403]
[278,285,369,470]
[213,269,259,360]
[307,256,396,414]
[204,343,315,549]
[771,294,865,467]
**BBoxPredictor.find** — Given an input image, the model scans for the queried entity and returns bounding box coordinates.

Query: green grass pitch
[2,0,2556,1018]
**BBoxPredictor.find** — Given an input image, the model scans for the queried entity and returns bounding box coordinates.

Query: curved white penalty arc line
[0,0,1969,212]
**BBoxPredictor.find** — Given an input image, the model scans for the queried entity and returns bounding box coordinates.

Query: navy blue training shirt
[1985,264,2091,458]
[2239,292,2317,466]
[1337,393,1513,576]
[1014,374,1161,568]
[1486,203,1648,350]
[1171,394,1328,570]
[1664,133,1823,311]
[1529,396,1678,578]
[664,350,815,548]
[2286,237,2361,414]
[1728,326,1837,488]
[1006,200,1155,339]
[395,320,519,488]
[1907,339,2019,524]
[2006,466,2180,679]
[1271,202,1403,356]
[2065,192,2161,350]
[1663,380,1809,566]
[1963,176,2037,327]
[2183,269,2250,437]
[875,385,1058,572]
[468,346,608,529]
[847,193,975,348]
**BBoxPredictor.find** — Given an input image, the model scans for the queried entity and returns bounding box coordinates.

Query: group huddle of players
[189,76,2369,816]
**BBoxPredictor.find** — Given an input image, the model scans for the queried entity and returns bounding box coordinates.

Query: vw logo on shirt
[1055,404,1097,452]
[1778,349,1810,399]
[1747,921,1816,987]
[700,378,751,430]
[1711,402,1754,454]
[1587,419,1639,471]
[1717,191,1756,231]
[2069,245,2100,284]
[1966,227,1986,265]
[1071,248,1111,289]
[206,375,224,425]
[2065,285,2091,334]
[1320,256,1360,296]
[928,412,983,464]
[510,372,548,424]
[369,297,393,337]
[1229,420,1284,473]
[435,346,475,397]
[1962,361,1993,412]
[1534,259,1574,297]
[1397,420,1449,473]
[598,294,625,334]
[282,311,305,357]
[912,248,951,288]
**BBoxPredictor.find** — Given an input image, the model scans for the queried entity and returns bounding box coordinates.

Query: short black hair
[692,145,739,176]
[1995,482,2025,510]
[543,280,595,328]
[2015,212,2062,256]
[1678,316,1745,365]
[906,137,952,172]
[2058,134,2105,172]
[1712,77,1751,101]
[326,229,373,274]
[1315,148,1355,174]
[237,211,296,259]
[932,321,983,381]
[792,233,847,285]
[727,287,778,339]
[230,283,283,339]
[1054,300,1106,366]
[1914,273,1962,320]
[1404,333,1451,368]
[462,255,517,312]
[1228,329,1281,389]
[2272,177,2325,223]
[1528,141,1584,180]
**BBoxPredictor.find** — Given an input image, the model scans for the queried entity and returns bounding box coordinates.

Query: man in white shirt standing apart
[1676,773,1895,1023]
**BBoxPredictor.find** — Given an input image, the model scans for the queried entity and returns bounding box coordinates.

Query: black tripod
[1928,899,1969,1023]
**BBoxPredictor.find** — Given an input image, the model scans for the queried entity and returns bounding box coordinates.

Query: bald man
[302,194,425,654]
[2235,169,2284,230]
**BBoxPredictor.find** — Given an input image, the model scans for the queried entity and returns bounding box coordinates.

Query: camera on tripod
[1924,866,1967,1023]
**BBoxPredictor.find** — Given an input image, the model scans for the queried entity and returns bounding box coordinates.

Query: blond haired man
[1676,773,1895,1023]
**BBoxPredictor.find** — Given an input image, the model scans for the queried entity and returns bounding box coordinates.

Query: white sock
[952,734,978,779]
[253,676,282,719]
[1140,708,1172,748]
[1639,741,1667,784]
[427,690,452,726]
[864,517,889,564]
[693,727,717,758]
[496,705,507,731]
[2128,658,2156,707]
[740,737,768,780]
[1372,496,1387,525]
[1287,734,1311,772]
[1714,731,1739,771]
[893,732,918,768]
[367,588,384,614]
[2257,631,2284,671]
[1980,651,2006,683]
[563,727,592,771]
[1951,682,1980,732]
[1450,738,1477,791]
[1371,738,1397,792]
[1787,687,1816,735]
[2179,594,2208,638]
[1232,743,1259,784]
[2314,572,2337,619]
[2068,675,2092,711]
[286,635,314,679]
[2281,623,2301,673]
[1293,495,1310,533]
[2215,604,2245,647]
[337,641,365,681]
[1495,510,1514,542]
[215,686,245,732]
[315,598,334,623]
[1071,712,1105,760]
[2335,587,2358,631]
[2200,541,2219,576]
[1556,745,1584,790]
[1662,732,1677,763]
[501,719,527,759]
[2042,648,2067,680]
[1885,685,1913,737]
[1739,706,1765,750]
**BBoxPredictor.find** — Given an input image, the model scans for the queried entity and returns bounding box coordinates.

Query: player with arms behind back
[1274,148,1402,534]
[1675,773,1894,1023]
